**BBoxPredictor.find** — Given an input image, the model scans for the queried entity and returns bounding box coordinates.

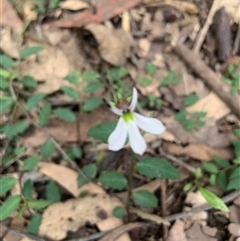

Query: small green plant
[160,70,181,86]
[223,65,240,95]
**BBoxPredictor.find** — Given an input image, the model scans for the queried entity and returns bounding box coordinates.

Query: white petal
[108,118,127,151]
[134,112,166,135]
[110,104,123,115]
[127,121,146,155]
[129,87,138,111]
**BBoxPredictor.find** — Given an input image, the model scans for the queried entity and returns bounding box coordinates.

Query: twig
[193,0,219,53]
[66,230,109,241]
[233,19,240,54]
[165,189,240,222]
[172,42,240,119]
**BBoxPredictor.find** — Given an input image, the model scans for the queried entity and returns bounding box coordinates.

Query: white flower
[108,88,165,155]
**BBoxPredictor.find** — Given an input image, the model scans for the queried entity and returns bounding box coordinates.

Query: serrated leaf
[0,195,21,221]
[202,162,218,173]
[213,155,229,168]
[46,180,61,202]
[184,93,199,106]
[60,86,80,99]
[137,157,180,179]
[64,71,80,85]
[137,76,152,87]
[83,71,100,81]
[77,163,98,187]
[6,121,29,139]
[20,46,44,58]
[87,121,117,143]
[0,98,13,115]
[132,190,158,208]
[145,62,156,77]
[112,206,125,219]
[226,177,240,190]
[83,97,102,112]
[98,171,127,191]
[23,180,33,199]
[25,93,46,111]
[217,172,227,191]
[21,75,37,89]
[39,103,52,126]
[27,199,53,209]
[198,186,228,211]
[40,139,55,158]
[53,107,76,122]
[84,82,104,93]
[23,156,39,171]
[229,166,240,179]
[0,176,17,195]
[232,140,240,157]
[27,214,42,235]
[0,54,15,68]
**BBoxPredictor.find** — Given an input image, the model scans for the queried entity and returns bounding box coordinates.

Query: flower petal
[110,104,123,115]
[127,121,146,155]
[129,87,138,111]
[134,112,166,135]
[108,118,127,151]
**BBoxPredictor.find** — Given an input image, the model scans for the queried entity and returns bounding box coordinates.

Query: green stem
[126,151,136,221]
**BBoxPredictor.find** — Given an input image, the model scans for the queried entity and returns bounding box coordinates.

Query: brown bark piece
[172,42,240,119]
[45,0,142,28]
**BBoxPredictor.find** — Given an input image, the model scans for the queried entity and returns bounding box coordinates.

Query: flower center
[122,111,134,123]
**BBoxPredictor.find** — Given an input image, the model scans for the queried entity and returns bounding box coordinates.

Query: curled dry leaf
[85,24,134,66]
[39,194,124,240]
[60,0,90,11]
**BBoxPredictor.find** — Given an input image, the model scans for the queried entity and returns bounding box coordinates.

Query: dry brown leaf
[39,162,104,197]
[22,2,38,21]
[229,205,240,223]
[185,191,207,208]
[60,0,90,11]
[163,142,233,161]
[138,38,151,57]
[39,194,124,240]
[228,223,240,237]
[122,11,131,32]
[85,24,134,66]
[166,220,187,241]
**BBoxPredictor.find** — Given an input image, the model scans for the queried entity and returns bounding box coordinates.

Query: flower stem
[126,151,136,221]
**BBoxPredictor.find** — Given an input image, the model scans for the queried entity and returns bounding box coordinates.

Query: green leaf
[6,121,29,139]
[229,166,240,179]
[112,206,125,219]
[77,163,97,187]
[233,157,240,164]
[39,103,52,126]
[233,128,240,137]
[27,199,53,209]
[87,121,117,143]
[83,97,102,112]
[53,107,76,122]
[0,176,17,195]
[49,0,59,8]
[21,75,37,89]
[175,110,187,121]
[83,71,100,81]
[60,86,80,99]
[0,68,10,78]
[109,67,129,81]
[98,171,127,191]
[46,180,61,202]
[0,98,13,115]
[137,76,152,87]
[209,173,216,186]
[40,139,55,158]
[66,147,82,159]
[23,156,39,171]
[25,93,46,111]
[194,167,203,179]
[216,172,227,191]
[132,190,158,208]
[184,93,199,106]
[84,82,104,93]
[23,180,33,199]
[226,177,240,190]
[64,71,80,85]
[232,140,240,157]
[202,162,218,173]
[27,214,42,235]
[137,157,180,179]
[198,186,228,211]
[0,77,9,90]
[183,183,193,192]
[213,155,229,168]
[20,46,44,58]
[145,62,156,77]
[0,54,15,68]
[192,111,207,118]
[14,147,25,155]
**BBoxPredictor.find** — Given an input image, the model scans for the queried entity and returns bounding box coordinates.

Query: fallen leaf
[166,220,187,241]
[39,194,124,240]
[39,162,104,197]
[60,0,90,11]
[228,223,240,237]
[185,191,207,207]
[229,205,240,223]
[202,226,217,237]
[85,24,134,66]
[122,11,131,32]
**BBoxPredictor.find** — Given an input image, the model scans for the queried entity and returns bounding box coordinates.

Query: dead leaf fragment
[85,24,134,66]
[166,220,187,241]
[228,223,240,237]
[60,0,90,11]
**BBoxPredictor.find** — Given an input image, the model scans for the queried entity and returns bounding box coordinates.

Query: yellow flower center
[122,111,134,123]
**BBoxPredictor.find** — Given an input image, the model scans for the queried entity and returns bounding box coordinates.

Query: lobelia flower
[108,87,165,155]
